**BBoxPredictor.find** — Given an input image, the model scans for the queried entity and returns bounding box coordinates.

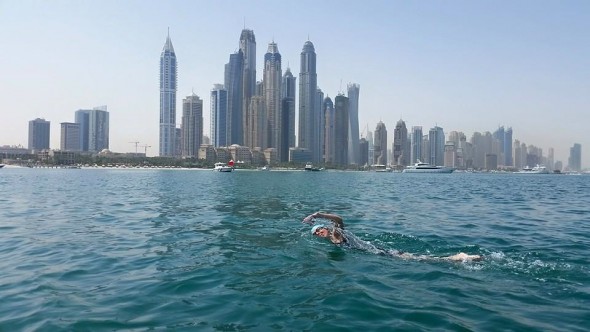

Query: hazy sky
[1,0,588,166]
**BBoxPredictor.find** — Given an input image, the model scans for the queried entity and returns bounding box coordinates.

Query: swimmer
[303,212,482,262]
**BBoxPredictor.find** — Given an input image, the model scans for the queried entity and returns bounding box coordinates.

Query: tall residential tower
[263,42,283,162]
[28,118,50,151]
[159,31,178,157]
[281,68,296,155]
[298,41,318,161]
[181,94,203,158]
[240,29,256,145]
[347,83,360,165]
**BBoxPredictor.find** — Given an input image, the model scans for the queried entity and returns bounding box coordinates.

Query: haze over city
[1,0,588,167]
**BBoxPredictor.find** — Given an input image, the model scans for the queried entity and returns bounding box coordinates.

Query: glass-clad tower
[411,126,423,164]
[159,31,177,157]
[28,118,50,151]
[429,126,445,166]
[347,83,360,165]
[298,41,317,160]
[211,84,228,147]
[281,68,296,160]
[240,29,256,145]
[569,143,582,171]
[181,94,203,158]
[264,42,282,161]
[334,94,349,166]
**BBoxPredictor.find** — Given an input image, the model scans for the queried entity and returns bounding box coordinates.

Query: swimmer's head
[311,224,329,237]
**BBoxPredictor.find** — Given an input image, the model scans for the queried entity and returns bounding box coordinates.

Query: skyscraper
[393,119,408,166]
[210,84,228,147]
[323,96,335,164]
[429,126,445,166]
[240,29,256,145]
[75,109,90,151]
[334,94,349,166]
[367,129,374,165]
[60,122,81,151]
[374,121,387,166]
[181,94,203,158]
[568,143,582,171]
[347,83,360,165]
[359,138,369,167]
[315,88,325,163]
[281,68,296,152]
[225,51,244,145]
[159,31,177,157]
[298,41,317,160]
[28,118,50,151]
[263,42,282,162]
[90,106,109,152]
[493,126,505,165]
[504,127,513,166]
[410,126,423,164]
[246,96,266,150]
[76,107,109,153]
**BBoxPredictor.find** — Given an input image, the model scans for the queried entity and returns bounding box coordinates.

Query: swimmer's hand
[302,214,316,225]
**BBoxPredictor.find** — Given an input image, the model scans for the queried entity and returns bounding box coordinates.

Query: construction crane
[140,145,151,156]
[129,141,140,154]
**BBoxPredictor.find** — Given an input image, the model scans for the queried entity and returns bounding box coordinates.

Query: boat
[0,164,5,169]
[259,165,271,171]
[213,162,233,172]
[402,160,454,173]
[517,165,549,174]
[304,163,321,171]
[373,164,392,172]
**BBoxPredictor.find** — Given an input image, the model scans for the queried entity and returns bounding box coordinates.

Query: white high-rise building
[159,31,177,157]
[60,122,81,152]
[347,83,360,165]
[210,84,228,148]
[298,41,318,161]
[263,42,282,162]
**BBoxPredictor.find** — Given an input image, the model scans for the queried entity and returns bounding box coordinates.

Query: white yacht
[403,160,454,173]
[304,163,321,171]
[517,165,549,174]
[213,162,233,172]
[372,164,392,172]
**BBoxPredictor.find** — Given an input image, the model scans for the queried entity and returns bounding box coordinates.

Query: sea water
[0,168,588,331]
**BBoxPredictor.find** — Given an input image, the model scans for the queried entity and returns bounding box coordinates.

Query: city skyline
[1,1,589,167]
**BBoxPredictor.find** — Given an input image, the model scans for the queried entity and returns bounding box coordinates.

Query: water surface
[1,168,588,331]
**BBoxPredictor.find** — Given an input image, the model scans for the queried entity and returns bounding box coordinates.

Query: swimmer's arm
[312,212,344,229]
[329,228,345,244]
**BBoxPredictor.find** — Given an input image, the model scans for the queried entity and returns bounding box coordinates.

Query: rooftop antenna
[243,17,246,29]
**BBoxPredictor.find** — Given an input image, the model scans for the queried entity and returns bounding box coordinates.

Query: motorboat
[373,164,392,172]
[214,162,233,172]
[517,165,549,174]
[304,163,321,171]
[0,164,5,169]
[403,160,454,173]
